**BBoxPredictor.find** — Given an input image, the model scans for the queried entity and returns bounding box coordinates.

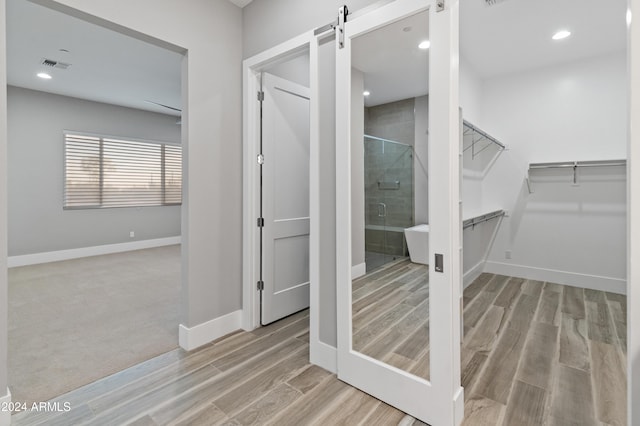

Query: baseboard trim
[179,309,243,351]
[484,261,626,294]
[310,340,337,374]
[0,389,10,426]
[463,261,485,289]
[352,263,366,280]
[8,236,181,268]
[453,385,464,426]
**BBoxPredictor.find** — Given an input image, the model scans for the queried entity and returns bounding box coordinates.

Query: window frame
[63,130,182,210]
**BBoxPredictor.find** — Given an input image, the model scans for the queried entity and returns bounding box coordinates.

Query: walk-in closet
[458,0,627,424]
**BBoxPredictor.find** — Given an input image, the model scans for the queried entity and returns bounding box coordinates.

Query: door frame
[242,30,337,372]
[628,0,640,422]
[242,32,311,331]
[334,0,463,424]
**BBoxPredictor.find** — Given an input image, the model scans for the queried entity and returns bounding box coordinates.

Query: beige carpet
[8,245,181,406]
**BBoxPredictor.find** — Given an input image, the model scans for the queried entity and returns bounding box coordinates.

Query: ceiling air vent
[40,58,71,70]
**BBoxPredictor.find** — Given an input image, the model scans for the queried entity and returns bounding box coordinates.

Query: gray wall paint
[7,86,181,256]
[365,98,415,145]
[414,95,429,225]
[264,53,311,87]
[0,0,8,398]
[351,68,365,268]
[33,0,243,330]
[318,37,337,346]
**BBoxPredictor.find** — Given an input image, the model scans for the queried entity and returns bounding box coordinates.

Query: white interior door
[335,1,463,424]
[261,72,311,325]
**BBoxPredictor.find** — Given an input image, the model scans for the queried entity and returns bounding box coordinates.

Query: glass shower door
[364,135,413,272]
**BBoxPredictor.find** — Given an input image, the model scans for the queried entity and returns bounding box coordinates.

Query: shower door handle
[378,203,387,218]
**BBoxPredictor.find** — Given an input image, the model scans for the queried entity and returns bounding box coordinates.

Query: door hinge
[257,280,264,291]
[436,0,445,12]
[257,91,264,101]
[257,217,265,228]
[257,154,264,165]
[338,5,348,49]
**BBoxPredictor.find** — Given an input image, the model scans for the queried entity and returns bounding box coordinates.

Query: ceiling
[6,0,183,117]
[351,0,626,107]
[353,10,429,107]
[5,0,627,116]
[460,0,627,78]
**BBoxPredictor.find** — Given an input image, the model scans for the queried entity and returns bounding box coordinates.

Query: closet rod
[529,159,626,170]
[526,159,626,194]
[462,209,505,230]
[462,120,506,150]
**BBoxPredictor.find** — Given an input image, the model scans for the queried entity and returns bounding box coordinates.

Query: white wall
[459,55,483,126]
[458,52,628,292]
[460,54,485,219]
[460,54,497,285]
[481,52,627,292]
[7,87,181,256]
[463,219,501,286]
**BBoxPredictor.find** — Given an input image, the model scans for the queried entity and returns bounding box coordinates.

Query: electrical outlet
[129,231,135,238]
[505,250,512,259]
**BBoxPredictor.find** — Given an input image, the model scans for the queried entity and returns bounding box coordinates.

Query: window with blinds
[64,132,182,209]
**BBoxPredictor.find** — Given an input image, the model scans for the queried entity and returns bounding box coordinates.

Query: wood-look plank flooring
[11,309,424,426]
[352,260,627,425]
[462,272,627,426]
[352,260,430,379]
[12,261,627,425]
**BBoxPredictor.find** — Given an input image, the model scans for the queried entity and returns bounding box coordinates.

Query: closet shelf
[526,159,627,193]
[463,209,505,230]
[463,120,505,159]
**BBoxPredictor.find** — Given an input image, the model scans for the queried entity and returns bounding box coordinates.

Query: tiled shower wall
[365,98,416,145]
[364,98,415,256]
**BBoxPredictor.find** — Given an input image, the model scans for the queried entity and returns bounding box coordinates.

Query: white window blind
[64,132,182,209]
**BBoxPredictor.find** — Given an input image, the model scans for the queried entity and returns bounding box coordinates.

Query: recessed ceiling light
[363,90,371,96]
[37,72,52,80]
[419,40,431,49]
[552,30,571,40]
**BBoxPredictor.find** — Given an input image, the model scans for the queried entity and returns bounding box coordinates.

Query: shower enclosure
[364,135,414,271]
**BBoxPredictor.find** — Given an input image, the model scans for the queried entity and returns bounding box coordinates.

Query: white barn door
[335,0,463,424]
